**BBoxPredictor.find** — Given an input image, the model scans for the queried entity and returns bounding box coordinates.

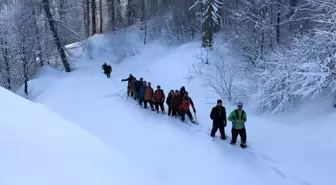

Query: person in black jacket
[210,99,227,140]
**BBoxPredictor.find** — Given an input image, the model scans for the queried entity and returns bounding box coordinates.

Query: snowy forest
[0,0,335,113]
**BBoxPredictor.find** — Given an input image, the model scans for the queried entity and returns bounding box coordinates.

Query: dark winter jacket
[139,85,147,98]
[166,93,173,106]
[135,80,143,92]
[180,87,186,98]
[172,94,181,109]
[121,76,134,84]
[105,65,112,73]
[102,63,108,71]
[153,89,165,102]
[210,106,227,126]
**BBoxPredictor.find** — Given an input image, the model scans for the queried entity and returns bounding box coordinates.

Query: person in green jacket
[227,101,247,148]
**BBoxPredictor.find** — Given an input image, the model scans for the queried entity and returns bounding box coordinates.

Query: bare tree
[42,0,71,72]
[91,0,97,35]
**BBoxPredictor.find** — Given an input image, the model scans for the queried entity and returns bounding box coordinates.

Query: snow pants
[210,122,225,138]
[144,100,154,110]
[168,106,178,117]
[139,97,144,106]
[154,101,164,113]
[231,128,247,144]
[180,109,193,121]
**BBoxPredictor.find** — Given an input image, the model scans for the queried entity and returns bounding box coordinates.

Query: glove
[193,108,196,113]
[223,120,227,127]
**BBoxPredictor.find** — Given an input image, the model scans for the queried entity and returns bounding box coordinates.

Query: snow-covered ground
[0,87,158,185]
[10,32,336,185]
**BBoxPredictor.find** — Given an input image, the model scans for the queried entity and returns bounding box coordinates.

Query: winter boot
[220,135,226,140]
[230,141,236,145]
[240,143,247,148]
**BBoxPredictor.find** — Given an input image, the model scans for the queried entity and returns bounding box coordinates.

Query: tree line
[0,0,334,112]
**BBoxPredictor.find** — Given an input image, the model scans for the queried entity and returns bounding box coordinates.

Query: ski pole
[194,112,198,125]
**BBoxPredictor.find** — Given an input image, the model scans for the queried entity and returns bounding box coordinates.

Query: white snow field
[14,32,336,185]
[0,87,158,185]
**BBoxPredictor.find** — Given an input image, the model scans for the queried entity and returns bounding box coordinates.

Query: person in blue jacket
[138,81,147,106]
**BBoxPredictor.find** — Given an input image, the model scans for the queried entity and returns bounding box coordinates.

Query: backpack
[235,109,245,120]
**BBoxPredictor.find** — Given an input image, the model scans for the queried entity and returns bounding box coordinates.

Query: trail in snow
[34,68,305,185]
[28,38,335,185]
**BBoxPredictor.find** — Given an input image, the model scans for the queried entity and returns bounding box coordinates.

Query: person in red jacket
[153,85,165,113]
[180,91,196,123]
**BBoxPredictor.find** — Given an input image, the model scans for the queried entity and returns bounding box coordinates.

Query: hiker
[134,77,143,100]
[130,77,137,98]
[121,74,134,96]
[180,86,186,98]
[153,85,165,113]
[144,82,155,110]
[166,90,175,116]
[180,91,196,123]
[173,90,182,117]
[138,81,147,106]
[227,101,247,148]
[102,63,112,78]
[210,99,227,140]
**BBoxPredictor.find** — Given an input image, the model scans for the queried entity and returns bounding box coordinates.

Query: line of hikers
[121,74,197,124]
[119,73,248,148]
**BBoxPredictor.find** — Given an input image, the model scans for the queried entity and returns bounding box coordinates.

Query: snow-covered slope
[20,33,336,185]
[0,87,158,185]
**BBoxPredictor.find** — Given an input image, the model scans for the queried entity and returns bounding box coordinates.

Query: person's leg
[186,110,193,120]
[239,128,247,144]
[180,111,186,121]
[144,100,148,108]
[160,102,165,112]
[210,123,218,137]
[168,106,172,116]
[172,107,177,117]
[154,102,159,113]
[231,129,239,144]
[149,101,155,110]
[219,124,226,139]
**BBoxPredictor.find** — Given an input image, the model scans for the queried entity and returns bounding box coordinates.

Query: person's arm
[227,111,236,122]
[121,77,129,82]
[210,108,215,120]
[242,111,247,123]
[223,107,227,123]
[190,98,196,112]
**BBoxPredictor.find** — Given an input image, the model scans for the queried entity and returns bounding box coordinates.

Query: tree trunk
[99,0,103,33]
[42,0,71,72]
[91,0,97,35]
[276,3,280,43]
[107,0,115,30]
[0,37,11,89]
[84,0,90,37]
[31,0,44,67]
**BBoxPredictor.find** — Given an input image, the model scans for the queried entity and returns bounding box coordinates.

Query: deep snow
[0,87,158,185]
[12,32,336,185]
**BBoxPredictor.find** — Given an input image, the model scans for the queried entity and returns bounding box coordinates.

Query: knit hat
[237,101,243,106]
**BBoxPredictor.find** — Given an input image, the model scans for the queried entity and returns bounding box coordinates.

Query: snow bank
[16,65,65,100]
[0,87,157,185]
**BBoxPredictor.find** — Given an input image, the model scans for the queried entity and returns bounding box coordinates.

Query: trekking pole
[194,112,198,125]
